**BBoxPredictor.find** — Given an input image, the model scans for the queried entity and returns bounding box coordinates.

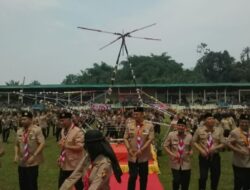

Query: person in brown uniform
[57,111,84,190]
[164,117,193,190]
[59,129,122,190]
[124,107,155,190]
[14,111,45,190]
[227,114,250,190]
[193,112,225,190]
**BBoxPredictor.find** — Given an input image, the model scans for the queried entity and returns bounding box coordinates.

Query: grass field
[0,130,234,190]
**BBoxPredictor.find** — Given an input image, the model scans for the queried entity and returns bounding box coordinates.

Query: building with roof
[0,83,250,108]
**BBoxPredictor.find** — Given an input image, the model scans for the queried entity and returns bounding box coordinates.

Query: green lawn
[0,131,234,190]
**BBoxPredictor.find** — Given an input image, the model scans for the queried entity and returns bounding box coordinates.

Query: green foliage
[62,62,113,84]
[61,46,250,84]
[5,80,20,86]
[29,80,41,85]
[194,50,235,82]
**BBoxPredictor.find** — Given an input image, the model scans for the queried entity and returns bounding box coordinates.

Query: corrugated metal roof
[1,83,250,89]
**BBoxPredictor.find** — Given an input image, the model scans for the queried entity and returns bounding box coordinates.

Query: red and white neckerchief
[83,162,94,190]
[177,136,185,164]
[136,122,143,150]
[22,129,30,162]
[206,132,213,153]
[58,124,75,165]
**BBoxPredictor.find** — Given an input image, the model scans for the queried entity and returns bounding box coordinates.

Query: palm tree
[5,80,20,86]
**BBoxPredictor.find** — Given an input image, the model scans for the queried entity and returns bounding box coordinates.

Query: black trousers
[233,165,250,190]
[58,169,83,190]
[56,128,62,142]
[18,165,38,190]
[128,161,148,190]
[198,154,221,190]
[2,128,10,143]
[42,127,50,139]
[171,169,191,190]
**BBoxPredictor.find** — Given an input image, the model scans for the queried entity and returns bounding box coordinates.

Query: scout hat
[134,107,144,112]
[239,114,250,120]
[58,111,72,119]
[21,111,33,119]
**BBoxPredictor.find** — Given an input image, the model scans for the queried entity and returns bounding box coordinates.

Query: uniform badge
[101,169,108,178]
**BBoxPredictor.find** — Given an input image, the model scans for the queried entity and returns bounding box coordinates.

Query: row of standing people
[164,112,250,190]
[2,107,249,190]
[1,108,153,190]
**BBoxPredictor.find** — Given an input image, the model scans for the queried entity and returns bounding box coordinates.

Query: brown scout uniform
[228,128,250,168]
[60,155,112,190]
[124,119,154,163]
[193,124,224,190]
[60,126,84,171]
[192,125,224,153]
[164,131,193,170]
[16,125,44,166]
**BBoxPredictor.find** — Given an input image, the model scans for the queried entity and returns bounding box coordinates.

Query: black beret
[21,111,33,119]
[58,111,72,119]
[239,114,250,120]
[177,118,187,126]
[84,130,104,143]
[213,113,222,121]
[203,112,213,120]
[134,107,144,112]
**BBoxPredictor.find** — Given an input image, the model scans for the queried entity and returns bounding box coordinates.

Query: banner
[91,104,111,111]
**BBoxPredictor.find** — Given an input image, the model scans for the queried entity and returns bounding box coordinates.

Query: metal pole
[7,92,10,105]
[179,88,181,104]
[191,89,194,104]
[238,90,241,104]
[203,89,206,103]
[166,89,169,103]
[80,91,83,104]
[224,88,227,103]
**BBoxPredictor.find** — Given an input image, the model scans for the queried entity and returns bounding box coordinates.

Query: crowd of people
[0,106,249,190]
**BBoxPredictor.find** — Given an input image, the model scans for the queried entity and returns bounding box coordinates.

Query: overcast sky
[0,0,250,85]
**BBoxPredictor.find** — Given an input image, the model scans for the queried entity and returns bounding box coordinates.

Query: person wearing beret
[57,111,85,190]
[164,117,193,190]
[59,129,122,190]
[124,107,155,190]
[14,111,45,190]
[227,114,250,190]
[192,112,225,190]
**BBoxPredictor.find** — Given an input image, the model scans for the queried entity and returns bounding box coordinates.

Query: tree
[197,42,210,56]
[62,74,80,84]
[240,46,250,62]
[85,62,113,83]
[118,53,185,83]
[29,80,41,85]
[194,50,235,82]
[5,80,20,86]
